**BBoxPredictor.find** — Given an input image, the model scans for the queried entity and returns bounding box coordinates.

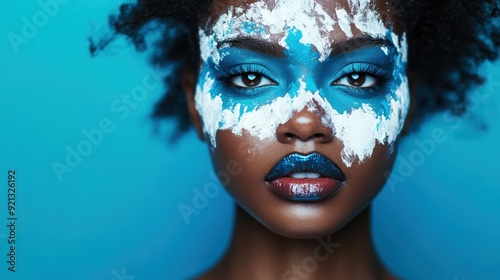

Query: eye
[334,73,378,88]
[231,73,276,88]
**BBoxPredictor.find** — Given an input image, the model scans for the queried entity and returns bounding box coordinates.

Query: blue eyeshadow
[198,27,406,119]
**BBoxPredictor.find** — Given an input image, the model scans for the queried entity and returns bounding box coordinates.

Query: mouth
[265,153,346,202]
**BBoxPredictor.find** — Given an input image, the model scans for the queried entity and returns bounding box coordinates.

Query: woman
[91,0,500,279]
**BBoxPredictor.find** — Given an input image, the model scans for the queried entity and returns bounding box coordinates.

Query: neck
[200,205,393,280]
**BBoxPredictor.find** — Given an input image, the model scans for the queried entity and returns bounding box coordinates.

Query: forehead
[205,0,401,35]
[202,0,404,60]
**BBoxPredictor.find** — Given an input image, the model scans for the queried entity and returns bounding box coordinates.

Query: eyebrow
[217,36,394,58]
[218,37,286,58]
[329,37,394,56]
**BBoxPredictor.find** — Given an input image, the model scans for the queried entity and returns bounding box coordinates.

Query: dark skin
[198,207,395,280]
[181,0,417,278]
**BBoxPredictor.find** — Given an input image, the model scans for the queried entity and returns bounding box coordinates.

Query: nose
[276,105,334,144]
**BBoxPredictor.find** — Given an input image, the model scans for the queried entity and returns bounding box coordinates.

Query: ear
[402,70,418,135]
[181,71,205,141]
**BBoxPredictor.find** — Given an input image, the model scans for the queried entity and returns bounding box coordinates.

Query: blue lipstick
[265,153,345,181]
[265,153,346,201]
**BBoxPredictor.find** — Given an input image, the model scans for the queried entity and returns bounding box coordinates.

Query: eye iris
[348,73,366,87]
[242,73,261,86]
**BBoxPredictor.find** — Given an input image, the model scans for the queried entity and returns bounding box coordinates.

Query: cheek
[194,69,223,148]
[340,141,399,211]
[208,130,281,178]
[194,71,317,148]
[330,79,410,167]
[206,131,272,201]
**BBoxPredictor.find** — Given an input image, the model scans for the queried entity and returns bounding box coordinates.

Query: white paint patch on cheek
[327,79,410,167]
[195,77,321,147]
[193,77,313,150]
[194,72,222,147]
[198,29,212,64]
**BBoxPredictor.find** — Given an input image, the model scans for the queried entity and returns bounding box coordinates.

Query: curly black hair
[89,0,500,138]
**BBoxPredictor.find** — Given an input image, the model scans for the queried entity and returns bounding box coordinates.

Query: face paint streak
[200,0,338,64]
[196,74,410,167]
[381,46,389,55]
[336,8,353,38]
[296,116,312,125]
[196,0,410,167]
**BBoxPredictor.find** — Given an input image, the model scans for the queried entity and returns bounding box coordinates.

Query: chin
[245,198,370,239]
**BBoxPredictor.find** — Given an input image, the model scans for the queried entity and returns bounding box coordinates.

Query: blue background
[1,1,499,279]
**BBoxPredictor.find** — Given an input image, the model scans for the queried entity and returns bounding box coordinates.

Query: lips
[265,153,345,201]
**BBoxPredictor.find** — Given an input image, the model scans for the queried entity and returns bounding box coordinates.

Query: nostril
[284,132,295,140]
[282,132,327,142]
[276,108,334,144]
[311,133,325,140]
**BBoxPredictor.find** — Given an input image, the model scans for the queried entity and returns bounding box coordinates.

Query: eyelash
[218,65,270,82]
[216,65,276,91]
[329,64,392,98]
[215,64,390,96]
[333,64,390,88]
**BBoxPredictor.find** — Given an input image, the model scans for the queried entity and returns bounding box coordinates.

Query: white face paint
[195,0,410,167]
[199,0,337,63]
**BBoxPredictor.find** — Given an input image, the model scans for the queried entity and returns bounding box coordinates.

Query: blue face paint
[200,28,405,118]
[195,0,410,167]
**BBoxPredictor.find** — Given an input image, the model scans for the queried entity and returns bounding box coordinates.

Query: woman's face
[189,0,410,238]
